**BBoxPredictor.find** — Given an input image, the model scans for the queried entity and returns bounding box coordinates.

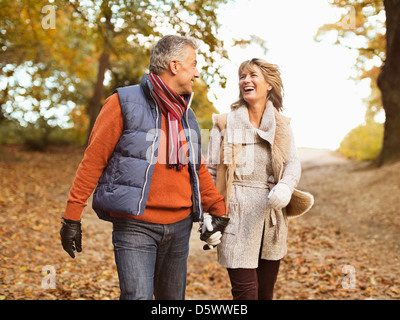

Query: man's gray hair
[149,35,199,75]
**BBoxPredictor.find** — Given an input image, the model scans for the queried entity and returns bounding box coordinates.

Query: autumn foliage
[339,120,383,160]
[1,146,399,300]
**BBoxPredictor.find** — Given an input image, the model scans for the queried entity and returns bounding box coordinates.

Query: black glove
[200,215,230,251]
[60,218,82,259]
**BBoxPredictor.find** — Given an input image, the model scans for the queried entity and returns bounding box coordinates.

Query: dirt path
[186,148,400,300]
[1,146,399,300]
[290,148,400,299]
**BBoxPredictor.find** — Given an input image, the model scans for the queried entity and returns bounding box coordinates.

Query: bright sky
[206,0,370,150]
[2,0,371,151]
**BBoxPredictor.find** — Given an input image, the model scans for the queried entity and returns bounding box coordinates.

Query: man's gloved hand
[268,183,292,210]
[200,212,230,250]
[60,218,82,259]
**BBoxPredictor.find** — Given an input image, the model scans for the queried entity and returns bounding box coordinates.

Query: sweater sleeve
[280,125,301,192]
[63,93,123,221]
[199,155,226,217]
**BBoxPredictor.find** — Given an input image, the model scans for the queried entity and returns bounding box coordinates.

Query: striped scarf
[149,73,188,170]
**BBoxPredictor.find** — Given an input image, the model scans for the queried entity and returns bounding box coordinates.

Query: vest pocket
[101,154,119,192]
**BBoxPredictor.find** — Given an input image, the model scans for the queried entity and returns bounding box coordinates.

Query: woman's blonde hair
[231,58,284,111]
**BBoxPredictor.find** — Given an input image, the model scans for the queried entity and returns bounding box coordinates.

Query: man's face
[173,46,200,95]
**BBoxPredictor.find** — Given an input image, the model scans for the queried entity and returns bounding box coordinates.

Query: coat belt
[269,207,288,243]
[232,179,270,189]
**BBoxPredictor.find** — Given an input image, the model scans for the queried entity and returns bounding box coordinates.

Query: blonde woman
[206,58,313,300]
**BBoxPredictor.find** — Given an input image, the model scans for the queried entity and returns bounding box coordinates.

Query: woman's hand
[268,183,292,210]
[200,212,230,250]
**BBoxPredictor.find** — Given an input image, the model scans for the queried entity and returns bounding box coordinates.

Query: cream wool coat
[206,101,305,268]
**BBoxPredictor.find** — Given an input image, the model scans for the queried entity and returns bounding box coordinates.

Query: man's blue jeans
[111,214,193,300]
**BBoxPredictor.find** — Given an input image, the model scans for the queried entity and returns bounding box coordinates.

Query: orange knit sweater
[63,93,225,224]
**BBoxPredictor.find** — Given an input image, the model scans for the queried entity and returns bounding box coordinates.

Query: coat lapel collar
[226,102,276,145]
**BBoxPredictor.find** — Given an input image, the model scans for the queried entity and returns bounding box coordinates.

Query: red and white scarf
[149,73,188,170]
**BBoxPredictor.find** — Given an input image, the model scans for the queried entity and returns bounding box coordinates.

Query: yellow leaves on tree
[339,120,383,160]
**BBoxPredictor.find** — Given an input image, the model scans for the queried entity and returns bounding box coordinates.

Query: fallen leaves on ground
[0,145,119,300]
[0,146,399,300]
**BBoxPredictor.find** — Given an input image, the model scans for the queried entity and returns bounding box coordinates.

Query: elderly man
[60,35,226,300]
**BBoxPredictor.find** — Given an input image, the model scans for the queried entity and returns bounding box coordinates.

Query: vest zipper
[185,98,202,219]
[138,91,160,214]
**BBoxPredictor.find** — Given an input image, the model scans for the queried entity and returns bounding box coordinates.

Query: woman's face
[239,65,272,106]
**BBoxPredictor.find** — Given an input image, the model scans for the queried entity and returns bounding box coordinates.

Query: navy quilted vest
[92,74,203,222]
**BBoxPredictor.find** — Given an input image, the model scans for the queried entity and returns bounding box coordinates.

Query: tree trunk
[86,51,110,144]
[376,0,400,166]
